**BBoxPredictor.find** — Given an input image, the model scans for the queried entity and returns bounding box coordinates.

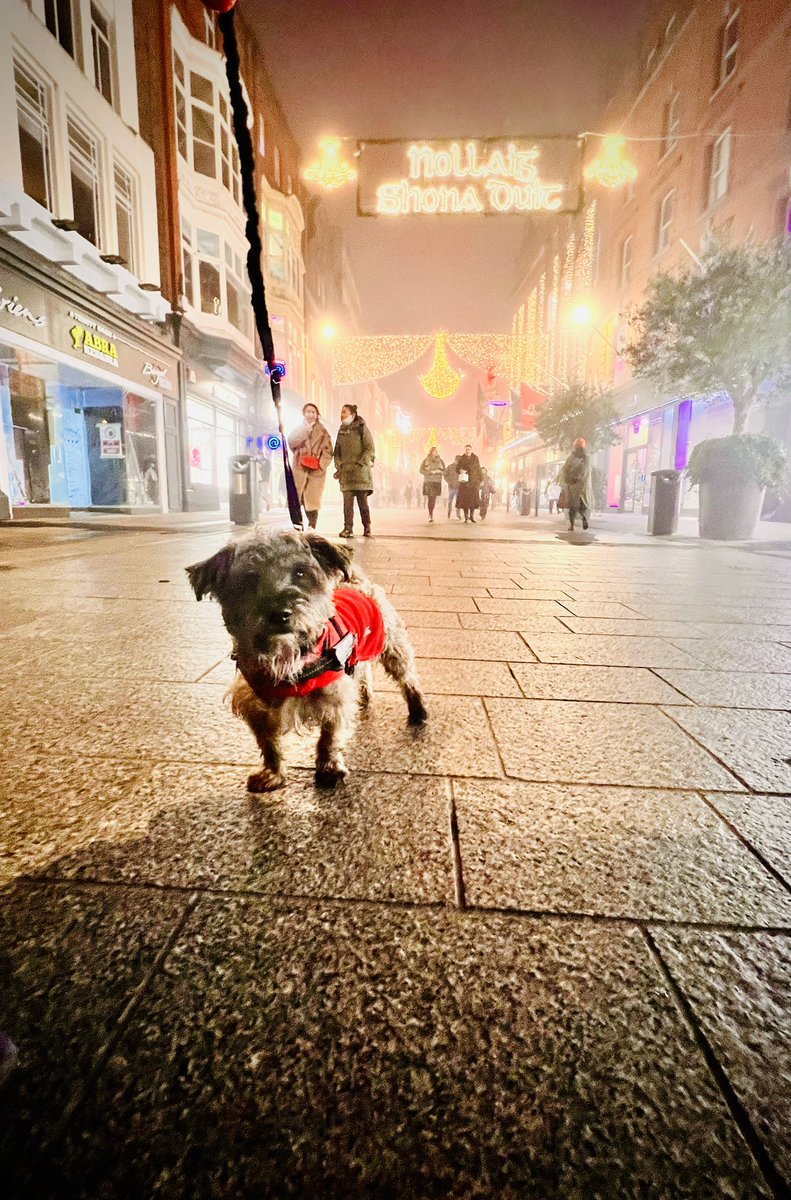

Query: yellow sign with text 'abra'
[357,137,583,217]
[70,324,119,368]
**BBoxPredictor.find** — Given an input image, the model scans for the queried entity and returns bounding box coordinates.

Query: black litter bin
[229,455,258,525]
[648,468,681,536]
[520,487,532,516]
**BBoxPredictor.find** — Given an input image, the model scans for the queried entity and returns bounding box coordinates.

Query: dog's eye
[293,567,307,581]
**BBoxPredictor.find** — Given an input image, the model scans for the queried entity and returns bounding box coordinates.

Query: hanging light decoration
[584,135,638,190]
[304,137,358,191]
[419,332,463,400]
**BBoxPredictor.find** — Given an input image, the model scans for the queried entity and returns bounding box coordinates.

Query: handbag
[301,454,321,471]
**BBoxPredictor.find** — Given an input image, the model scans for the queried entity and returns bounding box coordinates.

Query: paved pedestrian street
[2,519,791,1198]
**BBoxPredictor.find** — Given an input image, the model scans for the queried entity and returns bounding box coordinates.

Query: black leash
[213,2,304,530]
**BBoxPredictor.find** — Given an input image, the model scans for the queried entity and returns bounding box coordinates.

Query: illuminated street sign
[357,137,583,217]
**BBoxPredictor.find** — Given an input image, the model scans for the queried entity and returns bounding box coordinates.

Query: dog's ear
[305,533,352,581]
[185,545,236,601]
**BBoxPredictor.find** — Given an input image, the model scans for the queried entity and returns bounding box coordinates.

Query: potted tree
[686,433,786,540]
[534,381,620,455]
[626,240,791,539]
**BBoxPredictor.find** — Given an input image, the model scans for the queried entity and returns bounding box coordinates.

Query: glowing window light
[304,138,358,191]
[584,136,638,190]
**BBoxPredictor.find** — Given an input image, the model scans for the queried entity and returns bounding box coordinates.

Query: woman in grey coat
[334,404,376,538]
[287,403,334,529]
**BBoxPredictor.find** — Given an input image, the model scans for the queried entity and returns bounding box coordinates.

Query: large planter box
[698,477,765,540]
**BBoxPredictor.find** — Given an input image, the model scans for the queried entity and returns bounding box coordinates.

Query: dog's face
[186,531,352,680]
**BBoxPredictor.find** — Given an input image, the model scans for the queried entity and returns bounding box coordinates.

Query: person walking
[445,458,461,518]
[334,403,375,538]
[456,444,482,523]
[404,481,414,510]
[287,403,334,529]
[545,474,561,516]
[419,446,446,523]
[478,468,496,520]
[560,437,592,531]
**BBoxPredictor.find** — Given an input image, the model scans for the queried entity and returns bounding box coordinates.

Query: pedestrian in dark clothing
[334,404,375,538]
[404,482,414,509]
[560,438,592,531]
[445,460,461,518]
[419,447,446,523]
[456,444,481,523]
[478,468,496,520]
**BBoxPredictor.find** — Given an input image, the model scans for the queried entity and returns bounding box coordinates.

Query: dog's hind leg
[381,627,428,726]
[314,681,356,788]
[230,678,286,792]
[358,661,374,709]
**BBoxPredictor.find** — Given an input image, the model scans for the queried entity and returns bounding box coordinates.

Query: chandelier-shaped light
[304,138,358,191]
[584,135,638,190]
[419,333,463,400]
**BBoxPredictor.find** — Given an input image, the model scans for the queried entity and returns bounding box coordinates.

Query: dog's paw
[315,759,348,789]
[247,768,286,793]
[407,698,428,727]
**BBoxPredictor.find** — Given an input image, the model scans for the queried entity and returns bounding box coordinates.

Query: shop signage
[358,137,583,217]
[99,422,124,458]
[70,320,119,368]
[142,361,173,392]
[0,283,46,327]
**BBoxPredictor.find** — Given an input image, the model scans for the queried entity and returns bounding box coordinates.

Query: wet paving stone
[671,639,791,673]
[0,882,189,1196]
[655,669,791,710]
[35,900,772,1200]
[522,635,704,669]
[0,756,148,885]
[458,612,570,633]
[664,708,791,792]
[394,594,478,612]
[454,780,791,924]
[409,627,536,662]
[484,699,744,790]
[554,601,644,618]
[351,695,502,778]
[705,793,791,885]
[652,929,791,1185]
[377,658,522,697]
[42,765,454,905]
[510,663,691,704]
[474,596,575,617]
[559,617,707,639]
[2,638,228,685]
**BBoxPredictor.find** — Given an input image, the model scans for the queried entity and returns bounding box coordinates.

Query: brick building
[503,0,791,515]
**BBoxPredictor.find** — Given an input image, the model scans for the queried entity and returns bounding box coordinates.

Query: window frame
[708,127,732,208]
[90,2,115,108]
[661,92,681,158]
[67,114,103,248]
[620,234,633,288]
[172,51,243,205]
[656,188,675,255]
[717,8,739,88]
[44,0,75,60]
[113,159,137,272]
[14,58,54,212]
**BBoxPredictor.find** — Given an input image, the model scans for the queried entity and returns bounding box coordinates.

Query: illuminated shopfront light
[304,138,358,190]
[584,136,638,190]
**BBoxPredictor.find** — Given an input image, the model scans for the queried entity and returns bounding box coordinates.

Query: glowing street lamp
[304,138,357,191]
[320,322,338,341]
[571,302,593,327]
[584,135,638,190]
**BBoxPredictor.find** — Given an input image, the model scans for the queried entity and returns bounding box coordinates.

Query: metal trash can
[520,487,532,516]
[229,455,258,525]
[647,468,682,536]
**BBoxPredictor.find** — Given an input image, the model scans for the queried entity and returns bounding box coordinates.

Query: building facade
[0,0,178,517]
[503,0,791,514]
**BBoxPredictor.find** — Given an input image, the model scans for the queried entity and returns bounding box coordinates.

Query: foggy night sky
[254,0,648,429]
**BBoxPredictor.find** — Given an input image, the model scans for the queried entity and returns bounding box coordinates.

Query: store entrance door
[10,372,50,504]
[163,398,183,511]
[621,447,648,512]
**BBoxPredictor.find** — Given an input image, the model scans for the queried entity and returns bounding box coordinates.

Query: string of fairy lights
[333,332,525,397]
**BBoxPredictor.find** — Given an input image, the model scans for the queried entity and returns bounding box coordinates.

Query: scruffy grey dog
[187,530,427,791]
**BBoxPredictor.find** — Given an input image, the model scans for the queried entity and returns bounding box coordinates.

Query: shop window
[44,0,75,59]
[15,61,53,211]
[173,54,188,160]
[708,128,732,207]
[68,117,102,247]
[268,229,285,281]
[199,261,222,314]
[655,188,675,255]
[113,161,137,272]
[660,92,680,157]
[716,9,739,90]
[90,4,115,107]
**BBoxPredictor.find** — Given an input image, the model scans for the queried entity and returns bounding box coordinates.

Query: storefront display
[0,242,179,516]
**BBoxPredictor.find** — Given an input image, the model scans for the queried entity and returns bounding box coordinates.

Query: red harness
[238,587,387,700]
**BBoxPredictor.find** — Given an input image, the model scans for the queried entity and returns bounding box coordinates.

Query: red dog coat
[239,586,387,700]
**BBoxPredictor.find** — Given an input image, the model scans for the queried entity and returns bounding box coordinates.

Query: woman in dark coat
[455,444,482,523]
[419,447,446,523]
[334,404,376,538]
[560,437,592,531]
